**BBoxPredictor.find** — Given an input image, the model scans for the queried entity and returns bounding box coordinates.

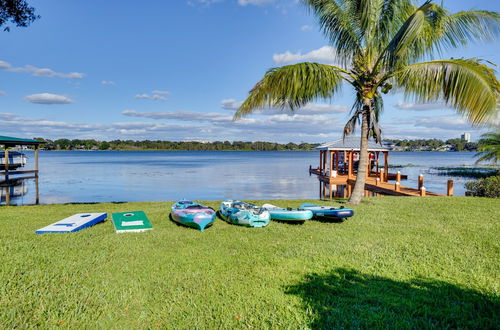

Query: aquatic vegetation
[431,167,498,178]
[389,163,416,168]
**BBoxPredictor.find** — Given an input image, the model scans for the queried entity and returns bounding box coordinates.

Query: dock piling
[447,180,454,196]
[418,174,424,190]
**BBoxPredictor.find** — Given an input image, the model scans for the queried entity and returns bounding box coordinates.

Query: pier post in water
[418,174,424,190]
[420,186,426,196]
[395,181,400,192]
[35,145,40,204]
[447,180,454,196]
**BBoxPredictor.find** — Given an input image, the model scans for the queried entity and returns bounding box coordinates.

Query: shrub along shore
[1,197,498,328]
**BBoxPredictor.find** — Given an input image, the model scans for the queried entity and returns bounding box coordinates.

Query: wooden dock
[309,167,447,198]
[310,138,451,199]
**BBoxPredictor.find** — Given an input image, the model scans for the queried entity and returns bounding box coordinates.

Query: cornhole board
[111,211,153,233]
[35,213,107,234]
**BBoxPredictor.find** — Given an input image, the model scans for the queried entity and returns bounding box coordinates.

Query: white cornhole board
[35,213,107,234]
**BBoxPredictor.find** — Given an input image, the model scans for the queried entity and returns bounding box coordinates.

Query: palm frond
[302,0,362,66]
[234,63,346,119]
[351,0,384,46]
[439,11,500,50]
[395,58,500,124]
[475,131,500,164]
[377,1,434,70]
[370,95,383,143]
[376,0,416,49]
[343,110,362,138]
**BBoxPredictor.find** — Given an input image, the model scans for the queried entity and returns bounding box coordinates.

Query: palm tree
[475,131,500,164]
[233,0,500,204]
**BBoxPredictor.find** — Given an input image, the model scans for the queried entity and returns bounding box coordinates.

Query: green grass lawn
[0,197,498,328]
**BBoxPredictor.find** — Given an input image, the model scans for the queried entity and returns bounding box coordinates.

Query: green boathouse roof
[0,136,45,146]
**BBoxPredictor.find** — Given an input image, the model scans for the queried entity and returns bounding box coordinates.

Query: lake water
[3,151,480,205]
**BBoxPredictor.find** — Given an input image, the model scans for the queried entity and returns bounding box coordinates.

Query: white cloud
[25,93,74,105]
[221,99,243,110]
[300,25,312,31]
[395,101,449,111]
[122,110,232,122]
[188,0,275,5]
[238,0,276,5]
[151,90,171,95]
[0,113,18,120]
[134,94,168,101]
[221,99,347,114]
[134,90,171,101]
[119,108,342,141]
[0,60,84,79]
[413,116,471,130]
[273,46,341,65]
[0,109,488,143]
[101,80,116,85]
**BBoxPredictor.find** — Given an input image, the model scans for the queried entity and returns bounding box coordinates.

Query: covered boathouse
[0,136,44,205]
[309,136,449,199]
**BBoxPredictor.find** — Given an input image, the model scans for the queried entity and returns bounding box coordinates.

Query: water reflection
[8,151,480,205]
[0,178,29,205]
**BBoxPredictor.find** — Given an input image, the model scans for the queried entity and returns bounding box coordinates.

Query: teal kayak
[300,203,354,219]
[219,200,270,228]
[262,204,313,222]
[171,200,216,232]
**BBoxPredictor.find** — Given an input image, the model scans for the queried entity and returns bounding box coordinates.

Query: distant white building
[461,133,471,142]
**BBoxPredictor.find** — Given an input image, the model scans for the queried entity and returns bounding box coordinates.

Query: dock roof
[0,135,45,146]
[316,136,390,151]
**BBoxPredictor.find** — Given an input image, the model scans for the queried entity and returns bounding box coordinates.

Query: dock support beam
[348,151,353,178]
[4,146,9,181]
[35,145,40,204]
[383,151,389,182]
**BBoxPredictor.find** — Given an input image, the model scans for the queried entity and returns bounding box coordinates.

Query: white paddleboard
[35,213,107,234]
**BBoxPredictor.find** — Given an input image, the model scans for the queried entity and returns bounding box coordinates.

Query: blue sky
[0,0,499,143]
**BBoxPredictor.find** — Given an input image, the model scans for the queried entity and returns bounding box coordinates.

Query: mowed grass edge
[0,197,498,328]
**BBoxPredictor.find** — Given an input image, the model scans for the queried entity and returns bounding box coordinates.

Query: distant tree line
[27,138,478,152]
[32,138,320,151]
[386,138,478,152]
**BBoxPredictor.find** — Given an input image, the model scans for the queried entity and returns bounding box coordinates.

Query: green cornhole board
[112,211,153,233]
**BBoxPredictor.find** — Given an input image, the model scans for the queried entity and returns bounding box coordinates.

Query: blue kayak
[171,200,216,231]
[299,203,354,219]
[219,200,270,228]
[262,204,313,222]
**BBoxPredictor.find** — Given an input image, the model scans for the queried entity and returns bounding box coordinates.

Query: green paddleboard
[111,211,153,233]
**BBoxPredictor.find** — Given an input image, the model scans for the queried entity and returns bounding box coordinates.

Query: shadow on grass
[273,219,305,225]
[62,201,127,205]
[309,216,345,224]
[286,268,499,329]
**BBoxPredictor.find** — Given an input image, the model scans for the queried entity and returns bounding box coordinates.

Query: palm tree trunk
[349,100,371,205]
